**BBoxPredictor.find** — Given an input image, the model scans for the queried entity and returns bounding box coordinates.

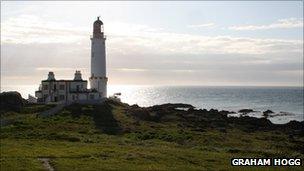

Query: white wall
[91,37,106,77]
[90,36,107,97]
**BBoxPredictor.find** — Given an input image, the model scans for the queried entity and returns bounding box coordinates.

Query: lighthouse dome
[93,16,104,38]
[94,17,103,25]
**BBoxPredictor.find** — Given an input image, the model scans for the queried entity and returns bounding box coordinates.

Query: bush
[0,91,24,113]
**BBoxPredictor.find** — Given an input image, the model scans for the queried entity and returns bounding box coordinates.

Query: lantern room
[93,16,104,38]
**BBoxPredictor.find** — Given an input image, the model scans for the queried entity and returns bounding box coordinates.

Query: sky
[1,1,303,97]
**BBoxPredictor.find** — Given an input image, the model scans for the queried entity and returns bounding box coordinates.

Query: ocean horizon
[2,85,303,124]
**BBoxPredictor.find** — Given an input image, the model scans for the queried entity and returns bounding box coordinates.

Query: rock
[0,91,24,113]
[284,120,304,130]
[238,109,254,114]
[228,116,273,131]
[219,110,235,116]
[276,112,294,116]
[151,103,194,111]
[263,110,274,114]
[103,100,303,134]
[197,109,208,115]
[263,110,274,118]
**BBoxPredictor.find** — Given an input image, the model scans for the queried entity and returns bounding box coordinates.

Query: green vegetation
[1,100,303,170]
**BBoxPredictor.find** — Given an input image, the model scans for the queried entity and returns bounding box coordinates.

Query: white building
[35,71,100,103]
[90,16,108,97]
[35,17,107,104]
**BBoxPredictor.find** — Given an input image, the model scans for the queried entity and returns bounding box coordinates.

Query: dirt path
[38,158,55,171]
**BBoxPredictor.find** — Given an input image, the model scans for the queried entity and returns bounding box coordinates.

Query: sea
[108,85,303,124]
[2,85,303,124]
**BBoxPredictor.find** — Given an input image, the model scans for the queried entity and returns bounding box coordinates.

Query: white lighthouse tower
[90,17,108,97]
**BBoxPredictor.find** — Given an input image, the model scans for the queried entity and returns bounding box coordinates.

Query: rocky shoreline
[121,101,304,133]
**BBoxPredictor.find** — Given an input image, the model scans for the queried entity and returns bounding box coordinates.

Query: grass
[1,101,303,170]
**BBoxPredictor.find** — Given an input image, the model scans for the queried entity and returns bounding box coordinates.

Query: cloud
[1,14,88,44]
[2,76,33,80]
[2,15,302,55]
[187,23,215,29]
[109,33,302,55]
[114,68,196,73]
[115,68,148,72]
[169,69,196,73]
[229,18,303,31]
[35,67,85,71]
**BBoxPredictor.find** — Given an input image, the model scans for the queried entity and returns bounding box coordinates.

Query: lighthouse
[90,17,108,97]
[35,17,108,104]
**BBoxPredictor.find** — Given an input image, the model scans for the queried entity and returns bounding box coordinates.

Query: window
[54,84,57,90]
[43,85,48,90]
[59,85,65,90]
[59,95,65,100]
[76,85,80,91]
[43,94,48,100]
[72,95,75,100]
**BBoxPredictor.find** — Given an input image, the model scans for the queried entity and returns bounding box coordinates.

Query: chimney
[47,72,55,81]
[74,70,82,80]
